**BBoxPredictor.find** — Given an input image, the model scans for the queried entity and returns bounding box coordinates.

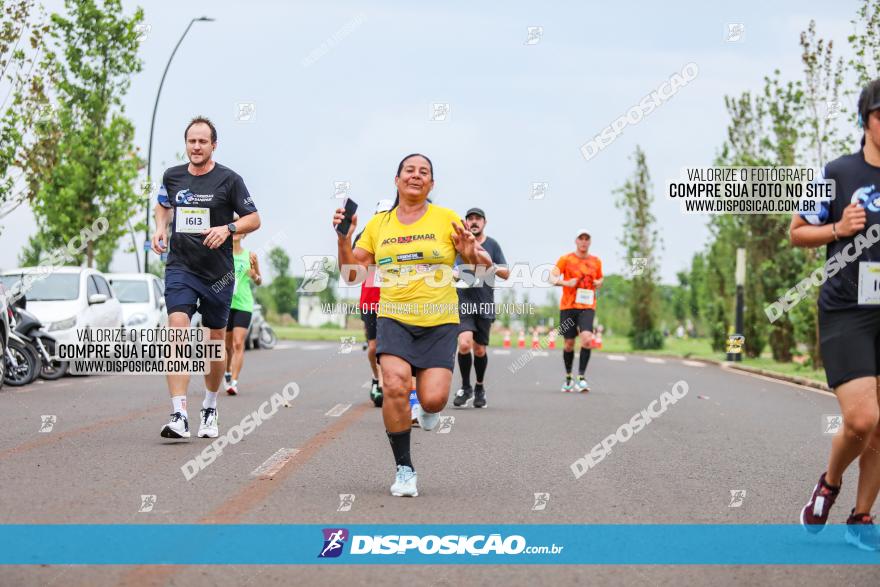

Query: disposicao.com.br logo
[318,528,563,558]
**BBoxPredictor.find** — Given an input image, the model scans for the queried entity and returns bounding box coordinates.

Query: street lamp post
[143,16,214,274]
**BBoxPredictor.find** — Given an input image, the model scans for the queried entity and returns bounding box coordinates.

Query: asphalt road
[1,342,878,586]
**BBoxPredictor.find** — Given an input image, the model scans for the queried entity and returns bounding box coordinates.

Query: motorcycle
[10,298,67,380]
[3,329,41,386]
[246,304,276,350]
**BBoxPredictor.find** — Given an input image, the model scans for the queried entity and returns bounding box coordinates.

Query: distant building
[297,294,346,328]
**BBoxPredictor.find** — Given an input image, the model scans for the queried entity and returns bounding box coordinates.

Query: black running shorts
[819,307,880,389]
[559,309,595,339]
[459,315,492,346]
[376,317,457,372]
[226,309,252,331]
[361,310,378,341]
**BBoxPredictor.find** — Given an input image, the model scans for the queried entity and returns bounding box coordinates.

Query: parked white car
[0,267,123,345]
[107,273,167,328]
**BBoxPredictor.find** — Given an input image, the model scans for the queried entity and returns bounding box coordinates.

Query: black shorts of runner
[226,309,252,331]
[459,314,493,346]
[559,309,595,340]
[361,310,378,341]
[164,269,233,329]
[819,307,880,389]
[376,317,458,373]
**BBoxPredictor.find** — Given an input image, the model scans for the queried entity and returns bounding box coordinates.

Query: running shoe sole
[391,490,419,497]
[160,425,190,439]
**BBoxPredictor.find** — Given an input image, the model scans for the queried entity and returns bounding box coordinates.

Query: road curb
[597,351,831,393]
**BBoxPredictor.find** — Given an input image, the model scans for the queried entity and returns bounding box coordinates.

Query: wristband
[832,222,839,241]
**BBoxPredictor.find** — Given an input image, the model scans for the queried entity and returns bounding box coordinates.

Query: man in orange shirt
[551,229,603,392]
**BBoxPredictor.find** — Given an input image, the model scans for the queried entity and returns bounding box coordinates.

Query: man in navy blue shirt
[151,116,261,441]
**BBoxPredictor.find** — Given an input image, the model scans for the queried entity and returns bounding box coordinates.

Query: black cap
[465,207,486,219]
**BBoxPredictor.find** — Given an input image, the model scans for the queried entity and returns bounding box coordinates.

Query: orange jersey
[556,253,603,310]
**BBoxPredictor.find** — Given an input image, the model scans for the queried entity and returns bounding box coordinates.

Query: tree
[0,0,57,227]
[28,0,143,268]
[687,253,706,336]
[615,146,663,350]
[849,0,880,87]
[267,246,298,317]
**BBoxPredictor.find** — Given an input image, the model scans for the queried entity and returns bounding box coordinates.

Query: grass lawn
[275,325,827,386]
[274,325,365,342]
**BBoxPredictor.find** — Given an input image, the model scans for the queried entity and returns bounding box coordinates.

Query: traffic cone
[517,331,526,349]
[531,330,540,350]
[592,332,603,349]
[503,330,511,349]
[548,330,557,349]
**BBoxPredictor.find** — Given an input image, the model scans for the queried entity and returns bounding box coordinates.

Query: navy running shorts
[164,268,233,329]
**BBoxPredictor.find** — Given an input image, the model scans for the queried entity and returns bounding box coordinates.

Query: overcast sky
[0,0,861,302]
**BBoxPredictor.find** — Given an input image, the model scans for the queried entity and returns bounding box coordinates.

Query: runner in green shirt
[223,229,262,395]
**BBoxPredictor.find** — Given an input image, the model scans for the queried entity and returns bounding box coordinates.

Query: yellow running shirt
[356,203,461,327]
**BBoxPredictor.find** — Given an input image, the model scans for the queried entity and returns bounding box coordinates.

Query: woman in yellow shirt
[333,153,491,497]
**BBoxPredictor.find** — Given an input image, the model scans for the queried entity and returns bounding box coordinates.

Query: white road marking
[302,344,330,351]
[644,357,666,364]
[530,351,549,357]
[361,381,372,389]
[682,360,706,367]
[251,448,300,479]
[606,355,627,361]
[493,349,512,355]
[273,343,293,350]
[325,403,352,417]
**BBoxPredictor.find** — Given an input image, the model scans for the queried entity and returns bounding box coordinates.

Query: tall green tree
[849,0,880,87]
[615,146,663,350]
[0,0,57,227]
[29,0,143,269]
[267,247,298,316]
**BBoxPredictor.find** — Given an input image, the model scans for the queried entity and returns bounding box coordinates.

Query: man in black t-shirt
[452,208,509,409]
[151,116,261,441]
[792,80,880,551]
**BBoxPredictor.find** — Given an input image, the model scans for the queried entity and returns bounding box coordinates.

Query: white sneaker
[198,407,219,438]
[417,408,440,431]
[160,412,190,438]
[390,465,418,497]
[576,377,590,392]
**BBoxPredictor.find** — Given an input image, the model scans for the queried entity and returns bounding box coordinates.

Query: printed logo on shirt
[396,252,424,262]
[175,189,215,205]
[378,257,393,265]
[380,233,436,246]
[432,249,442,258]
[852,185,880,211]
[175,189,194,205]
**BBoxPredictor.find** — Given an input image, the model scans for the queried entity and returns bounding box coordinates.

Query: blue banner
[0,525,877,564]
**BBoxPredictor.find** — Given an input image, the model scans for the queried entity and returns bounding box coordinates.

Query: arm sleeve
[799,165,831,225]
[157,172,171,208]
[595,259,603,281]
[231,174,258,217]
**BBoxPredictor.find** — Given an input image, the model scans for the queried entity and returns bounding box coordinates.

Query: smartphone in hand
[336,197,358,236]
